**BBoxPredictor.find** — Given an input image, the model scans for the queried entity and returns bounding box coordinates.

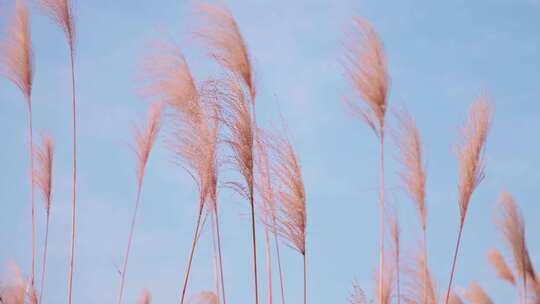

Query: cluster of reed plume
[0,1,537,304]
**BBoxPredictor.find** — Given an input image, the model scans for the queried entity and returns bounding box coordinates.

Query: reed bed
[0,1,538,304]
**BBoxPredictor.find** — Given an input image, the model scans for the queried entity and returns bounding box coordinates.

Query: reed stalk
[179,206,204,304]
[35,135,53,304]
[444,97,491,304]
[117,103,160,304]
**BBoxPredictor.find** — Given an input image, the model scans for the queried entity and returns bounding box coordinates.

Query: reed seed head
[343,17,388,137]
[0,0,33,100]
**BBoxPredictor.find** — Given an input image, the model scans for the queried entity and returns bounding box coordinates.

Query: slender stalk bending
[444,97,491,304]
[259,131,307,304]
[117,104,161,304]
[394,109,427,303]
[36,1,76,301]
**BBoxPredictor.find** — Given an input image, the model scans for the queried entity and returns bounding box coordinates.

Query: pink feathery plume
[117,103,161,304]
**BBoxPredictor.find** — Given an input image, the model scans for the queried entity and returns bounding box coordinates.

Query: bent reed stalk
[117,103,161,304]
[36,1,77,301]
[444,97,492,304]
[35,135,53,303]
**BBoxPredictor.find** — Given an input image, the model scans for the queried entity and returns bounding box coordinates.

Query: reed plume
[34,135,53,304]
[444,97,492,304]
[487,249,515,286]
[456,98,491,224]
[275,138,306,304]
[0,0,35,287]
[219,75,261,304]
[141,42,222,304]
[138,289,151,304]
[196,5,260,303]
[117,103,161,304]
[343,17,389,302]
[343,17,388,136]
[496,192,538,303]
[262,131,307,304]
[394,109,428,304]
[404,253,437,304]
[195,3,255,100]
[37,1,77,301]
[348,281,367,304]
[394,110,426,227]
[462,283,493,304]
[256,128,286,304]
[38,0,75,51]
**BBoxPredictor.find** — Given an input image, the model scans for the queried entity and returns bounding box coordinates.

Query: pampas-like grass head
[141,42,200,118]
[348,281,367,304]
[133,102,161,185]
[0,0,33,100]
[404,253,437,304]
[195,3,255,100]
[142,42,219,210]
[220,77,255,200]
[267,133,306,255]
[38,0,75,50]
[343,17,388,137]
[487,249,515,285]
[255,127,277,220]
[456,96,491,224]
[34,134,54,214]
[462,282,493,304]
[394,110,426,229]
[496,192,537,287]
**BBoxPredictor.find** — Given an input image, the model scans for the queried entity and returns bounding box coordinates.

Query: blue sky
[1,0,539,303]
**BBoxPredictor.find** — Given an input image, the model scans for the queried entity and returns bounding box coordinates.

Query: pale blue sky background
[1,0,539,303]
